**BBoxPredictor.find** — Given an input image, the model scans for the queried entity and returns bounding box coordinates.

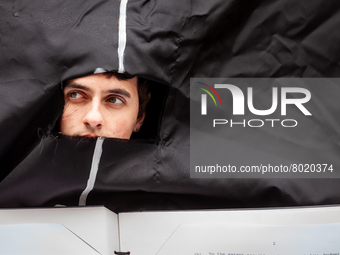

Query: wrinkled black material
[0,0,340,212]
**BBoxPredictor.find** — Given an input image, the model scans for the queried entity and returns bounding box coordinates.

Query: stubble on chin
[71,128,104,138]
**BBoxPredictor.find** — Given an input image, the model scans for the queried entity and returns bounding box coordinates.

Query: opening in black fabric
[52,79,169,140]
[131,80,169,140]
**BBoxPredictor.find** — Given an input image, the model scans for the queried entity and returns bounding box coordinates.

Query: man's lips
[81,134,99,138]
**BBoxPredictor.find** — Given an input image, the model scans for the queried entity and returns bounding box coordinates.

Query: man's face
[60,73,144,139]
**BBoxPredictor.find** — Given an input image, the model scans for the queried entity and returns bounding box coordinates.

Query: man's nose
[83,101,104,130]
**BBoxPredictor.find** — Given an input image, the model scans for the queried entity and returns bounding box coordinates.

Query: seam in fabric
[118,0,128,73]
[79,137,105,206]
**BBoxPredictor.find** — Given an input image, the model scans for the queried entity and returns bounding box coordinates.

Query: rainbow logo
[196,82,223,106]
[197,82,222,115]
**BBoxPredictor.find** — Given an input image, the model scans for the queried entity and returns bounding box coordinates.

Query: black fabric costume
[0,0,340,212]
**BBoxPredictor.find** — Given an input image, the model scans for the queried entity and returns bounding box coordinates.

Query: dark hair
[103,72,151,119]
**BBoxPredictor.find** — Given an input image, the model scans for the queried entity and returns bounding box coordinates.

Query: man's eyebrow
[64,83,92,92]
[104,89,131,98]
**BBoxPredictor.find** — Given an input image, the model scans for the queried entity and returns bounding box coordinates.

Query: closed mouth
[81,134,98,138]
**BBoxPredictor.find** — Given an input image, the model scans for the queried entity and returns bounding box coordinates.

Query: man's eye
[68,92,82,98]
[107,97,123,104]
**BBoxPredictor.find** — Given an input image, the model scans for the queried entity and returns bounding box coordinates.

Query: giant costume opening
[0,0,340,212]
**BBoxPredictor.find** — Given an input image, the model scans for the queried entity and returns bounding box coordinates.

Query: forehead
[64,73,138,94]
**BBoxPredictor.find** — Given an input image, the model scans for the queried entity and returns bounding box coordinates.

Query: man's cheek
[110,118,133,138]
[62,105,80,118]
[60,108,80,134]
